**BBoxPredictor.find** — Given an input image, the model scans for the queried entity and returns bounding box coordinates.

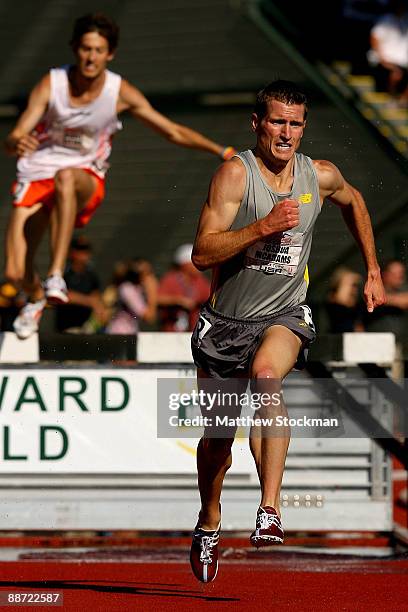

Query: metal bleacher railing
[323,63,408,160]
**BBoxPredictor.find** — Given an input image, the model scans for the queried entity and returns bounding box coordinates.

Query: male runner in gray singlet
[189,80,386,583]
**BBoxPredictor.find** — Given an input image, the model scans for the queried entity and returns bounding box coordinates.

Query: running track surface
[0,549,407,611]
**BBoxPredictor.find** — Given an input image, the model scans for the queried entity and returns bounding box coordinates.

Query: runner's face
[75,32,114,79]
[252,99,306,162]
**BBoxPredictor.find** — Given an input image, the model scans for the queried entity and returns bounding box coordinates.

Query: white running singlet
[17,66,122,181]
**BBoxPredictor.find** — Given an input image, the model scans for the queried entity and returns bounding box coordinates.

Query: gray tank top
[211,149,321,318]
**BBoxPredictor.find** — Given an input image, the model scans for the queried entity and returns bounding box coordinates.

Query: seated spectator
[55,235,108,333]
[340,0,390,72]
[158,244,210,331]
[105,258,157,335]
[368,0,408,104]
[325,266,365,332]
[102,259,130,323]
[365,258,408,334]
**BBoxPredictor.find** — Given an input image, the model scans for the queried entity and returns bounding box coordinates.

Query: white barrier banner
[0,368,254,474]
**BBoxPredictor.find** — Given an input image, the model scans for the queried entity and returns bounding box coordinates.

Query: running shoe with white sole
[13,299,46,339]
[250,506,284,547]
[44,274,68,304]
[190,521,221,583]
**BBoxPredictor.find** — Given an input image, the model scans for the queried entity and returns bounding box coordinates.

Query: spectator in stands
[157,243,210,331]
[325,266,365,332]
[55,235,107,333]
[368,0,408,104]
[338,0,390,72]
[105,258,158,334]
[365,258,408,334]
[2,12,237,340]
[102,259,129,324]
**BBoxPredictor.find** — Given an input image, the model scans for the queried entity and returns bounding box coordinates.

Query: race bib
[244,232,304,277]
[51,126,95,153]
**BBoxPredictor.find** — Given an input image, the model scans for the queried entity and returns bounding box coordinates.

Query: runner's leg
[48,168,97,276]
[49,205,58,263]
[23,207,51,300]
[4,204,44,289]
[249,324,301,515]
[196,369,247,530]
[10,206,50,338]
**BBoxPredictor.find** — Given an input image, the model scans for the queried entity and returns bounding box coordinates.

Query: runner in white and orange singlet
[2,13,236,338]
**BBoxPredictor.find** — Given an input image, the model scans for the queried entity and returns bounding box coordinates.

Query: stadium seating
[329,61,408,159]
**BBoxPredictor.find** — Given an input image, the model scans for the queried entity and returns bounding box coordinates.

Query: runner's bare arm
[192,159,299,270]
[5,74,50,156]
[117,79,235,159]
[315,159,385,312]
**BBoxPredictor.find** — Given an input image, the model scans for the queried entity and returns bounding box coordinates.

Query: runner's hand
[261,198,299,235]
[15,134,40,156]
[364,270,386,313]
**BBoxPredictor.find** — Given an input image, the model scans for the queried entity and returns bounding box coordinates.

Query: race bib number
[51,126,95,153]
[244,232,304,277]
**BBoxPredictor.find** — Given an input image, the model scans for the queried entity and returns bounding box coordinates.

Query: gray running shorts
[191,302,316,379]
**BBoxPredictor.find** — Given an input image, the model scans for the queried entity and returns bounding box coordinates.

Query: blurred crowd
[321,258,408,335]
[0,236,211,336]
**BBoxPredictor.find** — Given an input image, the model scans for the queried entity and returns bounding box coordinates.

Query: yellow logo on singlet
[299,193,312,203]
